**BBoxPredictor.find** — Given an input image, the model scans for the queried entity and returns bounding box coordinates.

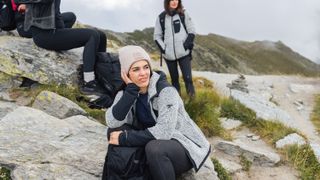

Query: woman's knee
[145,140,166,159]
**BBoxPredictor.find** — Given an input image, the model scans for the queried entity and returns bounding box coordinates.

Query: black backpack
[0,0,16,31]
[102,124,149,180]
[89,52,125,109]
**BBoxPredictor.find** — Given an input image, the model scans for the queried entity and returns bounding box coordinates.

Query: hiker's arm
[184,11,196,34]
[183,11,196,50]
[110,129,155,146]
[106,83,139,122]
[154,16,165,53]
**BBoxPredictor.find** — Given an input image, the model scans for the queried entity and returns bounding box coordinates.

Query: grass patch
[179,77,231,138]
[220,98,256,124]
[0,167,11,180]
[10,84,106,124]
[183,87,222,137]
[211,158,232,180]
[220,98,297,144]
[282,145,320,180]
[240,154,252,171]
[311,94,320,134]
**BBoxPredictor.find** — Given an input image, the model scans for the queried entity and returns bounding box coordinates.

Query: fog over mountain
[61,0,320,64]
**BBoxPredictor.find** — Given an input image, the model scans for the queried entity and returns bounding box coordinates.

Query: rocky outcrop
[216,140,280,166]
[275,133,306,149]
[231,89,293,126]
[32,91,87,119]
[0,106,107,179]
[0,36,82,85]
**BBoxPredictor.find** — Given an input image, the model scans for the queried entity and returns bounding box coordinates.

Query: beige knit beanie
[118,45,152,74]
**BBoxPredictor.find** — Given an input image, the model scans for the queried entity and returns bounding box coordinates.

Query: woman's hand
[108,131,122,145]
[18,4,26,13]
[121,71,133,85]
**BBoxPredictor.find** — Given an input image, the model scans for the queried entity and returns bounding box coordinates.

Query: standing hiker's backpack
[158,11,187,66]
[90,52,125,109]
[0,0,16,31]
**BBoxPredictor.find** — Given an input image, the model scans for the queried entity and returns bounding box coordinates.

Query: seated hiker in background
[14,0,106,95]
[11,0,76,38]
[104,45,211,180]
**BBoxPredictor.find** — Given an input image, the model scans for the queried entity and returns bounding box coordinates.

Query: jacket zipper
[171,16,177,59]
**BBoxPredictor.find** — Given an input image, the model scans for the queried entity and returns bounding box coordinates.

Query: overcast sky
[61,0,320,64]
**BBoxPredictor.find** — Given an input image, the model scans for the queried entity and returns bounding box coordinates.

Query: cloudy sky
[61,0,320,64]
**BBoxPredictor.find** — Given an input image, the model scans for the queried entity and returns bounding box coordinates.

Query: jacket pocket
[173,19,181,33]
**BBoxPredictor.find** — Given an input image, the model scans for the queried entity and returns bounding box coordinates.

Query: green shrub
[183,88,222,137]
[283,145,320,180]
[211,158,232,180]
[0,167,11,180]
[220,98,256,123]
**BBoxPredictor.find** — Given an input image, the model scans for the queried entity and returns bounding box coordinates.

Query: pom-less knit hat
[118,45,152,74]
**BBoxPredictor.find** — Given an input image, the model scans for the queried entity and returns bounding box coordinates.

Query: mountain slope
[96,26,320,76]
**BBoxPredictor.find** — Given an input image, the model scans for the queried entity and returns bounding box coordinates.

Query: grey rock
[289,84,315,93]
[0,107,107,179]
[0,101,18,119]
[220,118,242,130]
[231,90,293,126]
[251,136,260,141]
[227,74,249,93]
[179,158,219,180]
[310,143,320,163]
[0,72,22,91]
[216,141,280,166]
[0,36,82,85]
[32,91,87,119]
[275,133,306,149]
[215,158,242,174]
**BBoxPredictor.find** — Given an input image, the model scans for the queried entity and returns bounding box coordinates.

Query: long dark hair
[164,0,184,15]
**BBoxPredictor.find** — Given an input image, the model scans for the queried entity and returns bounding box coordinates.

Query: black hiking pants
[165,55,195,96]
[145,140,193,180]
[15,12,76,38]
[31,27,106,72]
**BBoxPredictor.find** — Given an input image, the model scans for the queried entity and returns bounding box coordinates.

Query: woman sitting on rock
[14,0,106,95]
[105,45,211,180]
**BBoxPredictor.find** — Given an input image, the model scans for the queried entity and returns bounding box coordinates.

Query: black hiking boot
[80,80,105,96]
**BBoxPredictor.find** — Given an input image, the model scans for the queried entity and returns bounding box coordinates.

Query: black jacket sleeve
[119,129,155,147]
[183,33,195,50]
[14,0,54,4]
[112,83,140,120]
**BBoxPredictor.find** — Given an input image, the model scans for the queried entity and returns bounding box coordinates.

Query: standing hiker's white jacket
[154,11,195,61]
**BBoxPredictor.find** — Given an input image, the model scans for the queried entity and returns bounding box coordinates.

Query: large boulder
[0,107,107,179]
[32,91,87,119]
[0,36,82,85]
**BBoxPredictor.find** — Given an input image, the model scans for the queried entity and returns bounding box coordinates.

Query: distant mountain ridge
[80,23,319,76]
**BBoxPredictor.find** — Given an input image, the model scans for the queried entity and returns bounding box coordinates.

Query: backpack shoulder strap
[179,13,188,34]
[159,11,166,38]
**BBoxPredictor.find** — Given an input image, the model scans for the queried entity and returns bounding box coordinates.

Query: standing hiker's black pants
[145,140,193,180]
[165,55,195,96]
[31,27,106,72]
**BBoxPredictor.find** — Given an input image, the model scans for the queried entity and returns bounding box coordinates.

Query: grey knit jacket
[15,0,55,30]
[106,72,211,171]
[153,11,196,61]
